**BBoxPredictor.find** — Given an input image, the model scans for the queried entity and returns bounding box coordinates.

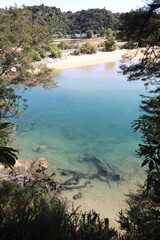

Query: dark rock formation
[73,192,82,200]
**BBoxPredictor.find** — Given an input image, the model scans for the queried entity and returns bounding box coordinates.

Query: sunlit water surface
[14,62,146,226]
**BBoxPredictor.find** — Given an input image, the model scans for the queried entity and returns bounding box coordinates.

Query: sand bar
[46,49,142,70]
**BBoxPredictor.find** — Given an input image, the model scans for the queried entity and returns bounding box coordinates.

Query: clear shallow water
[14,62,146,180]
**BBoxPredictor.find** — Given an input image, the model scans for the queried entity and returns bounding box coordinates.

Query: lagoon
[14,62,146,227]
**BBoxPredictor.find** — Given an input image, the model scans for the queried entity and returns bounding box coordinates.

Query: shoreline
[45,49,142,70]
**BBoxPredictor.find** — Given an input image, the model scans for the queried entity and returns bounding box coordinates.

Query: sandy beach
[45,49,142,70]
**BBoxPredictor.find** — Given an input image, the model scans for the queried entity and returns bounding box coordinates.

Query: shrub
[50,46,62,58]
[103,39,117,51]
[98,42,105,48]
[44,45,62,58]
[80,41,97,54]
[0,181,117,240]
[57,41,70,50]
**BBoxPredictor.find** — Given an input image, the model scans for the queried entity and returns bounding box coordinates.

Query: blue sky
[0,0,145,13]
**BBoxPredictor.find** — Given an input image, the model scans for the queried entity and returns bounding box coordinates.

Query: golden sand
[47,49,142,70]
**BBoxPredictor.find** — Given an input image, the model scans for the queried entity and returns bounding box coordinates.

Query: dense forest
[27,5,120,34]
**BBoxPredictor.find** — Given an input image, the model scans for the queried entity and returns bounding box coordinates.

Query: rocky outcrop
[32,157,49,172]
[0,157,62,194]
[15,159,32,169]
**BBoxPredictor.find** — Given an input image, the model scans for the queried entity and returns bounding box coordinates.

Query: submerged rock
[33,145,47,153]
[73,192,82,200]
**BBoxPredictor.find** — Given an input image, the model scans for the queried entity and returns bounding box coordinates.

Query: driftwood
[58,154,121,190]
[77,154,121,183]
[64,181,91,190]
[57,168,91,189]
[0,154,121,201]
[78,154,112,173]
[58,168,111,188]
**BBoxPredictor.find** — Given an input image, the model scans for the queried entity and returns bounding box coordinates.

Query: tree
[118,189,160,240]
[0,7,54,86]
[117,3,160,238]
[0,7,54,167]
[132,95,160,193]
[102,28,117,51]
[120,0,160,187]
[105,28,113,39]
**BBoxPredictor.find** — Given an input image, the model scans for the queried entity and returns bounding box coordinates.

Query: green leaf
[0,154,16,167]
[0,146,19,153]
[0,147,18,167]
[141,159,149,167]
[153,158,160,165]
[149,160,154,171]
[0,122,11,130]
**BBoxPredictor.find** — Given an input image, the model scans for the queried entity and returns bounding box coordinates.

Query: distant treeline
[1,4,159,41]
[27,5,120,35]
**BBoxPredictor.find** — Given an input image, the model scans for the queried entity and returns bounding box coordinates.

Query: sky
[0,0,146,13]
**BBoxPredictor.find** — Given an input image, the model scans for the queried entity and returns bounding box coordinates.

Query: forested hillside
[69,9,119,33]
[27,5,120,34]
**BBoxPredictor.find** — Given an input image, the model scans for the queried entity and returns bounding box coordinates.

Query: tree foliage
[118,189,160,240]
[100,28,117,52]
[26,6,119,35]
[27,5,72,34]
[86,30,93,39]
[118,5,160,42]
[119,0,160,85]
[132,95,160,192]
[70,8,118,34]
[0,7,54,167]
[0,7,54,86]
[118,3,160,238]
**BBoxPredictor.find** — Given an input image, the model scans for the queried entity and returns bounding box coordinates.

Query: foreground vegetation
[0,0,160,239]
[0,181,118,240]
[0,177,159,240]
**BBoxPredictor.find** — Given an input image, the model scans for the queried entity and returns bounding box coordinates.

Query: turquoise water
[14,62,146,179]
